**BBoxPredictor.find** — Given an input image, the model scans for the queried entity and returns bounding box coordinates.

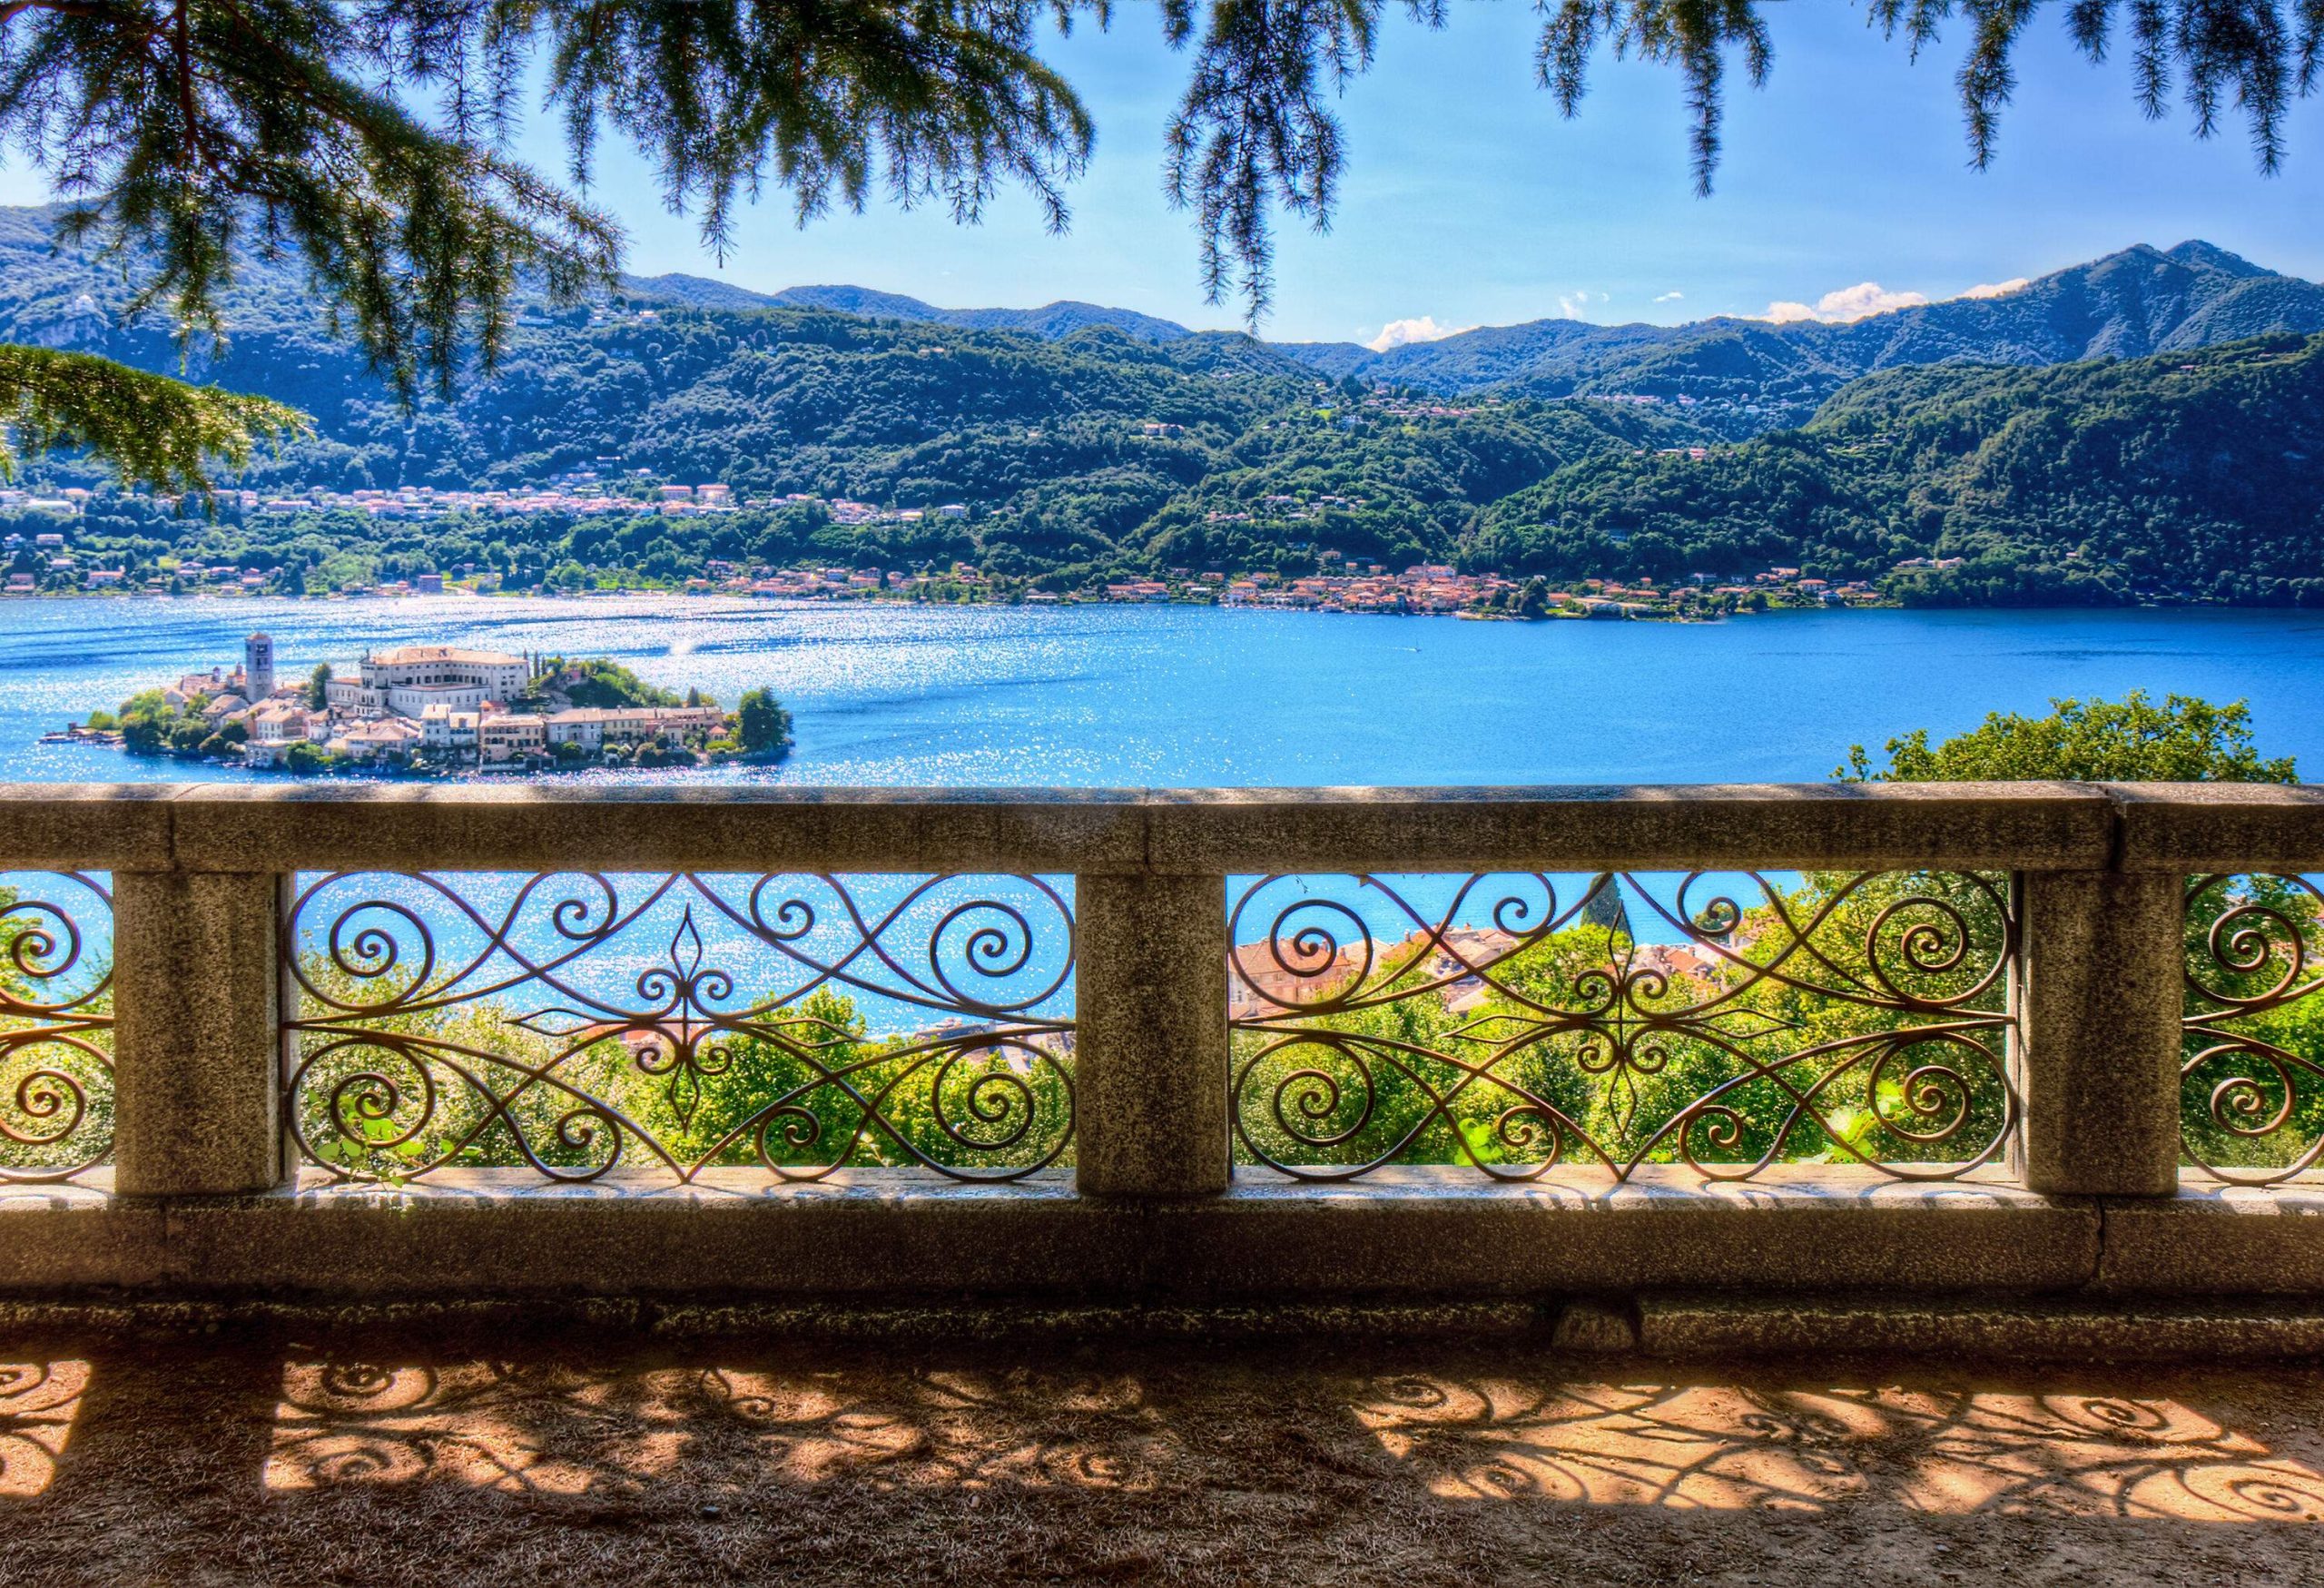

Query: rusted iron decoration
[0,872,113,1184]
[2183,873,2324,1185]
[1227,870,2019,1182]
[283,872,1074,1183]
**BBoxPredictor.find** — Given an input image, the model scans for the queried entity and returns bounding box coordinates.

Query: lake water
[5,594,2324,785]
[8,594,2319,1037]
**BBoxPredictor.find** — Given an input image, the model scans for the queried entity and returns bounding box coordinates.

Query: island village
[55,633,769,773]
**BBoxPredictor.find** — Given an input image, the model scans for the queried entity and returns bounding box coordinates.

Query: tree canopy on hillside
[13,323,2324,602]
[3,2,2322,487]
[1469,331,2324,605]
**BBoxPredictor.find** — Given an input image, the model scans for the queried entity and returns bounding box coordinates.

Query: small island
[58,634,793,774]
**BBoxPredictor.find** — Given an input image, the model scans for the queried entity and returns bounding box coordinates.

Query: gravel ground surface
[2,1327,2321,1585]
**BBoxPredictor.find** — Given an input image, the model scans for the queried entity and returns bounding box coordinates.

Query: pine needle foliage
[7,3,2321,342]
[0,344,304,493]
[1545,3,2324,192]
[0,1,620,400]
[5,2,2323,341]
[0,2,2320,492]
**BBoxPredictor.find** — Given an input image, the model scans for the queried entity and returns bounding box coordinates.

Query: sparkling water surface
[9,595,2320,1033]
[4,594,2323,786]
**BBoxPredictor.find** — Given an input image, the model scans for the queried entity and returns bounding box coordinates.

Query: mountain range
[618,273,1201,345]
[612,237,2324,431]
[3,198,2319,437]
[4,201,2323,608]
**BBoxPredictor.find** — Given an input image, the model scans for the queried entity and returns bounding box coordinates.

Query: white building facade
[328,646,528,718]
[418,705,482,750]
[543,705,726,750]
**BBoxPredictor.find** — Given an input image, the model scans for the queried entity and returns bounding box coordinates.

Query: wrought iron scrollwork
[1228,870,2018,1182]
[283,871,1074,1184]
[2183,873,2324,1184]
[0,872,113,1184]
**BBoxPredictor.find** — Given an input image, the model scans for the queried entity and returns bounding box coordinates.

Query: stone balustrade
[1,780,2321,1320]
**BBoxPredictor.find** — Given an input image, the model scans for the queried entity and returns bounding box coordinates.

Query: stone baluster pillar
[1072,871,1230,1198]
[2019,868,2184,1198]
[109,871,287,1197]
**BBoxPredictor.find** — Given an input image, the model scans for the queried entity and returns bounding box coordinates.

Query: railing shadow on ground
[1350,1373,2324,1520]
[0,1359,85,1498]
[7,1336,2324,1585]
[261,1356,1177,1497]
[4,1340,2321,1521]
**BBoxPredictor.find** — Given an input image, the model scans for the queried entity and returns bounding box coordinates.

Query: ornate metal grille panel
[282,871,1074,1184]
[0,872,113,1184]
[2183,873,2324,1185]
[1227,870,2019,1182]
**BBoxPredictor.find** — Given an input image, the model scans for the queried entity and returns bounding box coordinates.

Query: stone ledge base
[0,1291,2319,1363]
[0,1295,1551,1347]
[0,1167,2099,1298]
[7,1173,2323,1313]
[1634,1292,2324,1362]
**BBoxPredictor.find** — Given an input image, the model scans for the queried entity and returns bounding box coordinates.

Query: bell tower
[244,632,276,701]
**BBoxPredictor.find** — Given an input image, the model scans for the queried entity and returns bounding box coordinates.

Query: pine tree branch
[0,2,2319,359]
[0,343,310,494]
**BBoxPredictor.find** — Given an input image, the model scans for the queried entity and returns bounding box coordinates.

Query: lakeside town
[3,500,1903,619]
[49,634,793,774]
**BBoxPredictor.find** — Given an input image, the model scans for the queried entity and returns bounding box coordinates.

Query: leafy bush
[1839,692,2298,783]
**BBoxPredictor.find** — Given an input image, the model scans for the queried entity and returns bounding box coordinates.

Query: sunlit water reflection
[5,595,2324,785]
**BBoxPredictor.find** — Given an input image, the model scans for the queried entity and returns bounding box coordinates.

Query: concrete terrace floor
[2,1327,2322,1586]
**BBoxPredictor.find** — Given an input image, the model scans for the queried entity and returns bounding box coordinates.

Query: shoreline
[53,752,772,786]
[2,587,2116,619]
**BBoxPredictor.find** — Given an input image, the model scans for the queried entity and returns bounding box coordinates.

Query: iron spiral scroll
[282,871,1075,1184]
[0,872,113,1184]
[2182,873,2324,1185]
[1227,870,2019,1182]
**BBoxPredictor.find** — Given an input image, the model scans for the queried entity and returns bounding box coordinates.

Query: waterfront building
[543,705,726,751]
[249,702,315,740]
[418,705,482,751]
[241,703,319,765]
[478,712,547,764]
[328,644,527,717]
[330,716,426,763]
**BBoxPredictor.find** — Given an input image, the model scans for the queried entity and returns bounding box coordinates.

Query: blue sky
[6,5,2321,345]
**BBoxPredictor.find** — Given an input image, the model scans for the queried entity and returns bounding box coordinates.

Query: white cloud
[1555,289,1610,321]
[1363,315,1474,353]
[1758,281,1931,324]
[1758,272,2039,325]
[1654,291,1684,303]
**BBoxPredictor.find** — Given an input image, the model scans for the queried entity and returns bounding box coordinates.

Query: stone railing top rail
[2,779,2320,873]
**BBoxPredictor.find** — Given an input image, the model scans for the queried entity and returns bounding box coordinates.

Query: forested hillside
[4,200,2323,604]
[1468,334,2324,606]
